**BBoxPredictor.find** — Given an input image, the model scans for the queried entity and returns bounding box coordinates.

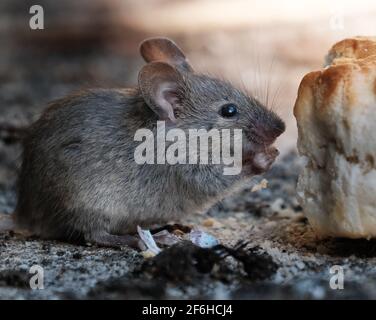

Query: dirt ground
[1,0,376,299]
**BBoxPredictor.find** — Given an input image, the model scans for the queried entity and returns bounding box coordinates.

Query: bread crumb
[202,218,215,227]
[141,250,157,259]
[251,179,268,192]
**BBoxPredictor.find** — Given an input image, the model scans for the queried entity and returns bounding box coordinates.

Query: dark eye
[221,103,238,118]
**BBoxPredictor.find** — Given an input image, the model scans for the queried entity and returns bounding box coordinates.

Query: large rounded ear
[138,61,184,123]
[139,37,193,72]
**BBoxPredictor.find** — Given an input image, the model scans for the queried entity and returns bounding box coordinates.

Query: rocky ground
[1,1,376,299]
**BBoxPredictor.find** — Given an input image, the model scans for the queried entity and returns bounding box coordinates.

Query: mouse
[8,37,285,248]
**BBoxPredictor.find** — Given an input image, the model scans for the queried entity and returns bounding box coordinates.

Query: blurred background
[0,0,376,154]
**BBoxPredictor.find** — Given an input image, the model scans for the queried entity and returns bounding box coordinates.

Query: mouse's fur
[13,37,285,247]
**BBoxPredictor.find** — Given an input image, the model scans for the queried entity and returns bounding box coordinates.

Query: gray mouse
[10,37,285,247]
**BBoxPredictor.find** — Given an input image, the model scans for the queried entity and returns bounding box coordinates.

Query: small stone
[296,261,306,270]
[234,212,245,219]
[270,198,285,212]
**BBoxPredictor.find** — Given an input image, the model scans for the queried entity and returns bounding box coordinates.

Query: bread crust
[294,37,376,238]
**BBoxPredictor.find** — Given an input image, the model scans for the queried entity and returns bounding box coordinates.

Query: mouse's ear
[138,61,184,123]
[139,37,193,72]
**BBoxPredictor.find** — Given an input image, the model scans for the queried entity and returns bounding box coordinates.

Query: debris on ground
[152,230,180,246]
[137,226,161,255]
[139,241,278,284]
[137,225,220,256]
[189,230,219,248]
[251,179,269,193]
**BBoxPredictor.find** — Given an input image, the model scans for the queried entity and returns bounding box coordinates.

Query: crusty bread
[294,37,376,238]
[325,36,376,65]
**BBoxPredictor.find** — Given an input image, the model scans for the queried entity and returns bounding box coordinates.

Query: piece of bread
[325,36,376,65]
[294,37,376,238]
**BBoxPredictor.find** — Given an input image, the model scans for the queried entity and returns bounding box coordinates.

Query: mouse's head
[138,37,285,171]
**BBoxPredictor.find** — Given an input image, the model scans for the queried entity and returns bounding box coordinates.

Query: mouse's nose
[269,116,286,139]
[250,116,285,146]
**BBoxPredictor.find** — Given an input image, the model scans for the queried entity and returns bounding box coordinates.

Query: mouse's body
[14,38,285,247]
[16,88,232,244]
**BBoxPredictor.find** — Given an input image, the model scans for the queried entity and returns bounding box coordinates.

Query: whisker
[265,55,276,108]
[270,76,286,113]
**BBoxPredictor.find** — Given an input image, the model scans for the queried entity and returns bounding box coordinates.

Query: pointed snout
[268,116,286,140]
[250,115,286,146]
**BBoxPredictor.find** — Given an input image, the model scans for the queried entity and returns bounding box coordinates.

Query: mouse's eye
[221,103,238,118]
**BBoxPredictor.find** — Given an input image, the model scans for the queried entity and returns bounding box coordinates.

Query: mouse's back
[15,87,148,238]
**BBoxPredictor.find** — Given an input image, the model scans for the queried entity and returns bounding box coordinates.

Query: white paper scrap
[137,226,162,255]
